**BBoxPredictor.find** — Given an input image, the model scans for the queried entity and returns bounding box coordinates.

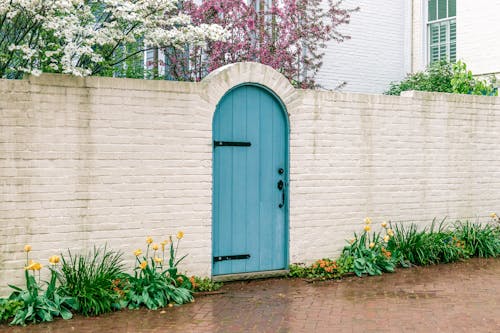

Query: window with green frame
[428,0,456,64]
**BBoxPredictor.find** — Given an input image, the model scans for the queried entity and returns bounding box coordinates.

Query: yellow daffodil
[146,237,153,244]
[48,255,60,265]
[25,260,36,270]
[349,238,355,244]
[364,225,371,232]
[364,217,372,225]
[154,257,162,264]
[134,249,142,257]
[152,243,159,251]
[24,245,32,253]
[27,262,42,271]
[139,261,147,270]
[383,235,390,243]
[176,231,184,240]
[490,212,497,219]
[381,221,388,228]
[387,229,394,237]
[369,242,375,249]
[161,240,167,251]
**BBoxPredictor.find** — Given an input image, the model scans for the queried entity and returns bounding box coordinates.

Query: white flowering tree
[0,0,226,78]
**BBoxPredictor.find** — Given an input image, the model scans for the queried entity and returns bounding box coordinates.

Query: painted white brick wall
[1,63,499,295]
[0,76,214,296]
[316,0,409,93]
[457,0,500,76]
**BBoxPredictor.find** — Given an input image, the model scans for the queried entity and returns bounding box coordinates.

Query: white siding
[316,0,410,93]
[457,0,500,76]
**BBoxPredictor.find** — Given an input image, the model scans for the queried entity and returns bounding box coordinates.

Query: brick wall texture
[1,62,500,295]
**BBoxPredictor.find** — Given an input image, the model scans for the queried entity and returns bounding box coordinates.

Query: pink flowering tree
[167,0,356,88]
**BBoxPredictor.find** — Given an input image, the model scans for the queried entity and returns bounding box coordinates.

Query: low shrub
[385,60,497,96]
[191,277,223,292]
[289,258,342,280]
[57,246,126,316]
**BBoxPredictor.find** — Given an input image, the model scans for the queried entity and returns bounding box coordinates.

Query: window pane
[430,23,440,45]
[430,45,440,63]
[439,22,447,44]
[438,0,448,19]
[428,0,437,21]
[450,20,456,41]
[448,0,456,17]
[440,44,447,60]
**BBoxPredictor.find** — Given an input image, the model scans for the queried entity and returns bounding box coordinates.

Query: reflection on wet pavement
[1,258,499,332]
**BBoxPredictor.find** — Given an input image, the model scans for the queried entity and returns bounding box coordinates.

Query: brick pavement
[1,257,499,333]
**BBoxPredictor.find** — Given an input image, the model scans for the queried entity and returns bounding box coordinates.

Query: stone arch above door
[200,62,297,116]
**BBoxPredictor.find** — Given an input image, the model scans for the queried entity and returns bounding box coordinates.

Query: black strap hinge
[214,141,251,148]
[214,254,251,262]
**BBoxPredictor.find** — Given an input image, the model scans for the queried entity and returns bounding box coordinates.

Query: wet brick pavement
[1,257,499,332]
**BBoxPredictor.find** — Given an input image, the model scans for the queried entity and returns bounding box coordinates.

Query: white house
[318,0,500,93]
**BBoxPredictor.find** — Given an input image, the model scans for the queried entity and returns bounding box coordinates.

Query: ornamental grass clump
[8,246,75,326]
[340,218,398,277]
[57,246,126,317]
[125,232,193,310]
[454,217,500,258]
[387,219,469,266]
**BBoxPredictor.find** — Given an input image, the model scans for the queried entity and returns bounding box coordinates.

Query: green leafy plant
[0,299,23,322]
[386,60,497,96]
[8,248,75,326]
[451,61,497,96]
[340,218,397,277]
[385,61,454,95]
[190,277,223,292]
[125,233,193,310]
[57,246,126,316]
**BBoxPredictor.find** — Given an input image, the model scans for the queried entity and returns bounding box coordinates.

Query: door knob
[277,180,284,190]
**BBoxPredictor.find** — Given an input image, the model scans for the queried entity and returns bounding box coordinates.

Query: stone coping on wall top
[22,73,198,93]
[4,66,499,107]
[401,90,500,104]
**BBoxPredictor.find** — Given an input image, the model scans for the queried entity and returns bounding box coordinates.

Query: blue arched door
[213,84,288,275]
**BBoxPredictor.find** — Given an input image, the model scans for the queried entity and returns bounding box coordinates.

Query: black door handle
[277,180,285,208]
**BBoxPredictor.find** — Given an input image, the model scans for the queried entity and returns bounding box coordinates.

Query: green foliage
[387,219,472,266]
[454,221,500,258]
[125,236,193,310]
[336,254,354,275]
[288,258,342,280]
[385,61,454,95]
[191,277,223,292]
[8,269,75,326]
[451,61,498,96]
[57,246,126,317]
[341,228,397,277]
[385,60,498,96]
[0,299,23,322]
